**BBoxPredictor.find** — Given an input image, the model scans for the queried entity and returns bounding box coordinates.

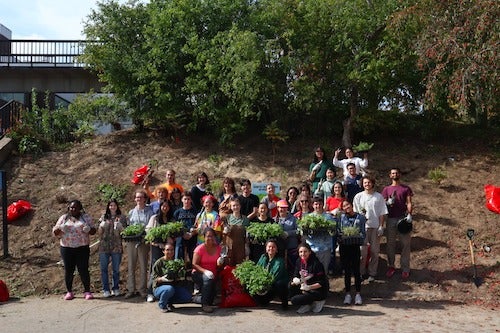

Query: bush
[428,167,447,184]
[96,183,129,205]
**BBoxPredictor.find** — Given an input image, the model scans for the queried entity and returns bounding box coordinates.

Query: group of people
[52,146,413,314]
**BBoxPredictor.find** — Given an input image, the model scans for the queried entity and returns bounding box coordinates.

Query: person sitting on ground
[337,200,366,306]
[289,243,329,314]
[152,243,192,313]
[255,239,289,310]
[191,228,224,313]
[333,147,368,180]
[261,183,280,219]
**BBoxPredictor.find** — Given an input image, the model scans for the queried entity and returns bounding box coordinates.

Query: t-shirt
[173,207,198,230]
[193,244,221,275]
[326,196,345,212]
[194,210,222,244]
[382,184,413,218]
[238,194,259,217]
[352,191,388,228]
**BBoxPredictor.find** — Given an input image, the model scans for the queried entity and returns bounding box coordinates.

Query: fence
[0,100,23,136]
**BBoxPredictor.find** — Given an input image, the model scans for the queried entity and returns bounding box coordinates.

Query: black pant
[253,280,288,306]
[60,245,91,292]
[339,244,361,292]
[289,284,327,306]
[192,271,216,306]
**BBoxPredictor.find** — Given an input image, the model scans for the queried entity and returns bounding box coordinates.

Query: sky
[0,0,127,40]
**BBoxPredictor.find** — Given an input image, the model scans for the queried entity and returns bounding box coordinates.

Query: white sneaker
[112,289,121,297]
[296,304,312,314]
[343,294,352,305]
[312,300,325,313]
[354,294,363,305]
[146,294,155,303]
[367,276,376,283]
[102,290,111,298]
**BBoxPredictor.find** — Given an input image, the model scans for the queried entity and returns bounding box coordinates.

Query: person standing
[353,176,387,282]
[382,168,414,279]
[144,169,184,200]
[224,198,250,266]
[190,172,210,213]
[344,162,363,203]
[275,199,299,275]
[309,147,335,192]
[52,200,96,300]
[238,179,259,220]
[97,199,127,297]
[333,147,368,180]
[261,183,280,219]
[337,200,366,305]
[173,192,198,263]
[125,190,155,299]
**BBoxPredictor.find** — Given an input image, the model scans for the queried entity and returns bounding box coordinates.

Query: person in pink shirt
[52,200,96,301]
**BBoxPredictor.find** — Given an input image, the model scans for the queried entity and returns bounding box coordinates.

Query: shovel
[466,229,482,287]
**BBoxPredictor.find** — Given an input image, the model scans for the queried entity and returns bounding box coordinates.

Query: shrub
[428,167,447,184]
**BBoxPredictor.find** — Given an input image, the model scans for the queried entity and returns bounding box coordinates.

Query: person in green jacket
[255,239,289,310]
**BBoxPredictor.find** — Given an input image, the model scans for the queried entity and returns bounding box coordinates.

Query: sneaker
[343,294,352,305]
[402,271,410,279]
[112,289,121,297]
[386,267,396,278]
[193,288,200,295]
[201,305,213,313]
[146,294,155,303]
[296,304,312,314]
[367,276,376,283]
[64,292,74,300]
[161,305,172,313]
[312,300,325,313]
[354,294,363,305]
[84,292,94,300]
[192,295,202,304]
[102,290,111,298]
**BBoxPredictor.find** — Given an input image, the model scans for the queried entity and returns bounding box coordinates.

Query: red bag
[7,200,32,222]
[131,165,149,184]
[484,184,500,214]
[0,280,9,302]
[219,266,256,308]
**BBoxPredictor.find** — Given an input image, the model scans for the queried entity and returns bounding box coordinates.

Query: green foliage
[298,214,336,235]
[208,154,223,167]
[17,136,43,155]
[206,178,222,196]
[246,223,283,244]
[121,224,145,237]
[96,183,129,205]
[233,260,274,296]
[341,226,361,237]
[428,167,447,184]
[162,259,187,280]
[352,142,374,153]
[263,120,289,163]
[144,222,185,243]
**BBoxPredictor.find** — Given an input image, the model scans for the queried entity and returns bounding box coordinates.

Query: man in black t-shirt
[237,179,259,220]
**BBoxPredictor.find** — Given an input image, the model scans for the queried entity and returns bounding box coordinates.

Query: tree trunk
[341,85,359,148]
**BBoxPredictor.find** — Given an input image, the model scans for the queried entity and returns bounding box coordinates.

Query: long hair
[104,199,122,219]
[156,200,172,224]
[312,146,329,163]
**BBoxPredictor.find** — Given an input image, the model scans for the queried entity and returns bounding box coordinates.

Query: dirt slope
[0,129,498,308]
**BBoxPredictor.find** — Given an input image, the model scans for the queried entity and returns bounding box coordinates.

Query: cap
[277,199,289,208]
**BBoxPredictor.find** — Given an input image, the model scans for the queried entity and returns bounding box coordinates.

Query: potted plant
[144,221,185,243]
[246,223,283,244]
[352,141,374,154]
[121,224,145,242]
[298,214,336,236]
[233,260,273,296]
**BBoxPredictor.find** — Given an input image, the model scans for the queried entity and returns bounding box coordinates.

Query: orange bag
[7,200,32,222]
[484,184,500,214]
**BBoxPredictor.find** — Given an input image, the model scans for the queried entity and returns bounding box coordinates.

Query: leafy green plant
[298,214,336,235]
[233,260,273,296]
[208,154,223,167]
[352,141,374,153]
[96,183,129,205]
[428,167,447,184]
[206,178,222,196]
[162,259,187,280]
[144,222,185,243]
[341,226,361,237]
[263,121,289,164]
[121,224,145,237]
[18,136,43,155]
[246,223,283,244]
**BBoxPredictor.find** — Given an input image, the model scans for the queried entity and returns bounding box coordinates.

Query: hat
[277,199,289,208]
[397,217,413,234]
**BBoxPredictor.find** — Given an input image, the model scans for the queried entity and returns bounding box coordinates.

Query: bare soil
[0,129,499,309]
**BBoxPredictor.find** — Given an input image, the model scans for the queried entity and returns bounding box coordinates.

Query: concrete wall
[0,136,13,167]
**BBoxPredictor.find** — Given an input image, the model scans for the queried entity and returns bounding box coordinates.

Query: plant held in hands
[352,141,374,153]
[144,221,185,243]
[233,260,273,296]
[121,224,145,242]
[246,223,283,244]
[298,214,336,236]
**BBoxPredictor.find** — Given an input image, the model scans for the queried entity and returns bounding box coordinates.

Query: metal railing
[0,40,91,67]
[0,100,23,136]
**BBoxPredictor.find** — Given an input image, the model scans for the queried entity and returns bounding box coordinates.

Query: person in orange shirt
[144,169,184,200]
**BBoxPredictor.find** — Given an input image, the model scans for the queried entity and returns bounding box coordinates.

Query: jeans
[175,236,183,260]
[192,271,216,306]
[99,252,122,291]
[153,284,192,310]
